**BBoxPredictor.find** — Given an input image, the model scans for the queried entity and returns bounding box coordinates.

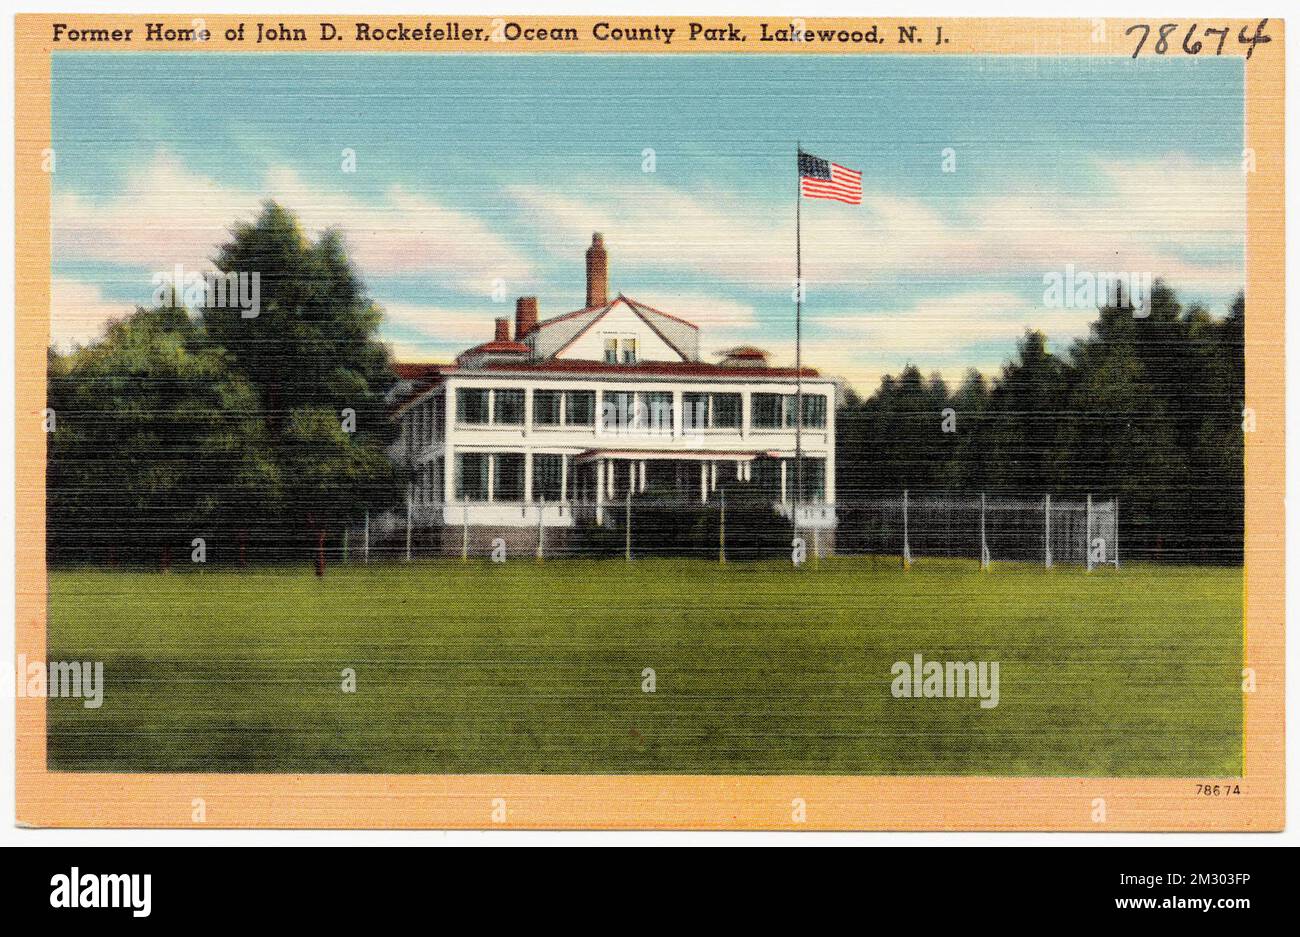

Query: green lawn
[46,558,1243,776]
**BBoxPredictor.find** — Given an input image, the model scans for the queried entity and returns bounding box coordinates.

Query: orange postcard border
[13,14,1285,830]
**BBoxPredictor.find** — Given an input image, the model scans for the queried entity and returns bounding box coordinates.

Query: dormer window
[604,339,617,364]
[621,339,638,364]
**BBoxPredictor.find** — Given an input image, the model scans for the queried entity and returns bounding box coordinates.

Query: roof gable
[535,295,698,362]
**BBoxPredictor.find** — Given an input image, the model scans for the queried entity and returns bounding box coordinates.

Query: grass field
[46,558,1243,776]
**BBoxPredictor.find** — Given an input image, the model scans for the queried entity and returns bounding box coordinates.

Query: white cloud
[382,302,502,343]
[767,291,1101,394]
[506,155,1244,300]
[53,149,533,295]
[49,278,134,351]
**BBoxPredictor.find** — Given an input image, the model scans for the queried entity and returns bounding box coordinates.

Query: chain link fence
[355,490,1118,568]
[837,493,1118,569]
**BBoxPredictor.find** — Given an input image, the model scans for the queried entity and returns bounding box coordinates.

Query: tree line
[47,202,401,567]
[835,284,1245,564]
[47,201,1244,567]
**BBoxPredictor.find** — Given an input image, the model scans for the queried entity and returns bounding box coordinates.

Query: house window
[454,452,490,501]
[637,391,673,433]
[686,392,741,430]
[602,391,634,432]
[751,393,782,429]
[712,393,742,429]
[534,390,562,426]
[621,339,638,364]
[565,390,595,427]
[752,457,783,499]
[456,388,490,425]
[534,453,565,502]
[494,453,525,501]
[797,457,827,502]
[493,389,524,425]
[683,392,708,431]
[604,339,618,364]
[432,394,445,439]
[801,394,828,429]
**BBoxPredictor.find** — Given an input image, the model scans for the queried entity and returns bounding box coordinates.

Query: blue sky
[51,53,1245,390]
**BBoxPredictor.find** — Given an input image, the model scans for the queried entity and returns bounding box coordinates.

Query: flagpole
[794,143,803,541]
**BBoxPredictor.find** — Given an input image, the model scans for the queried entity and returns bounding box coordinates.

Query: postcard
[13,14,1284,830]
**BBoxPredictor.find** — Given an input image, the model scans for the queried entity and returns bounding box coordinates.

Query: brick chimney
[494,318,509,342]
[515,296,538,340]
[585,233,608,308]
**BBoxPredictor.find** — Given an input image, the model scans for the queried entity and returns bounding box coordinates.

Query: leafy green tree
[200,202,401,554]
[834,285,1245,563]
[47,301,277,566]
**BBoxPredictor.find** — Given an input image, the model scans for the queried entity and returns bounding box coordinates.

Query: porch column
[487,454,495,503]
[700,462,708,503]
[710,461,718,492]
[560,455,569,503]
[627,461,635,494]
[524,451,533,502]
[639,460,647,492]
[780,459,788,504]
[607,458,615,498]
[596,459,605,524]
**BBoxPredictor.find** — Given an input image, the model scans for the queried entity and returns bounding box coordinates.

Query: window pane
[753,457,783,499]
[456,388,489,425]
[604,339,617,364]
[494,389,524,425]
[454,453,489,500]
[533,390,562,426]
[637,392,673,433]
[712,393,741,429]
[494,453,525,501]
[622,339,638,364]
[801,394,827,428]
[534,454,564,502]
[752,393,781,429]
[782,395,799,428]
[565,390,595,426]
[602,391,633,431]
[682,393,708,431]
[798,457,826,502]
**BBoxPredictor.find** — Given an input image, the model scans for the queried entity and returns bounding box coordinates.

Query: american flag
[798,150,862,205]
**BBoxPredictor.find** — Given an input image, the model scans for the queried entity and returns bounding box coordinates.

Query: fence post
[1086,493,1093,572]
[625,488,632,562]
[1044,494,1052,569]
[902,489,911,568]
[536,497,545,562]
[363,510,370,565]
[980,492,990,571]
[719,489,726,565]
[1114,498,1121,569]
[405,496,412,563]
[461,497,469,562]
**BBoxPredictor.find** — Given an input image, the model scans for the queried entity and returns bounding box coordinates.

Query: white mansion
[388,233,837,553]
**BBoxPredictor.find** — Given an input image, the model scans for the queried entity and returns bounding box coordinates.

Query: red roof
[391,362,450,382]
[467,359,818,379]
[458,340,530,358]
[720,346,769,361]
